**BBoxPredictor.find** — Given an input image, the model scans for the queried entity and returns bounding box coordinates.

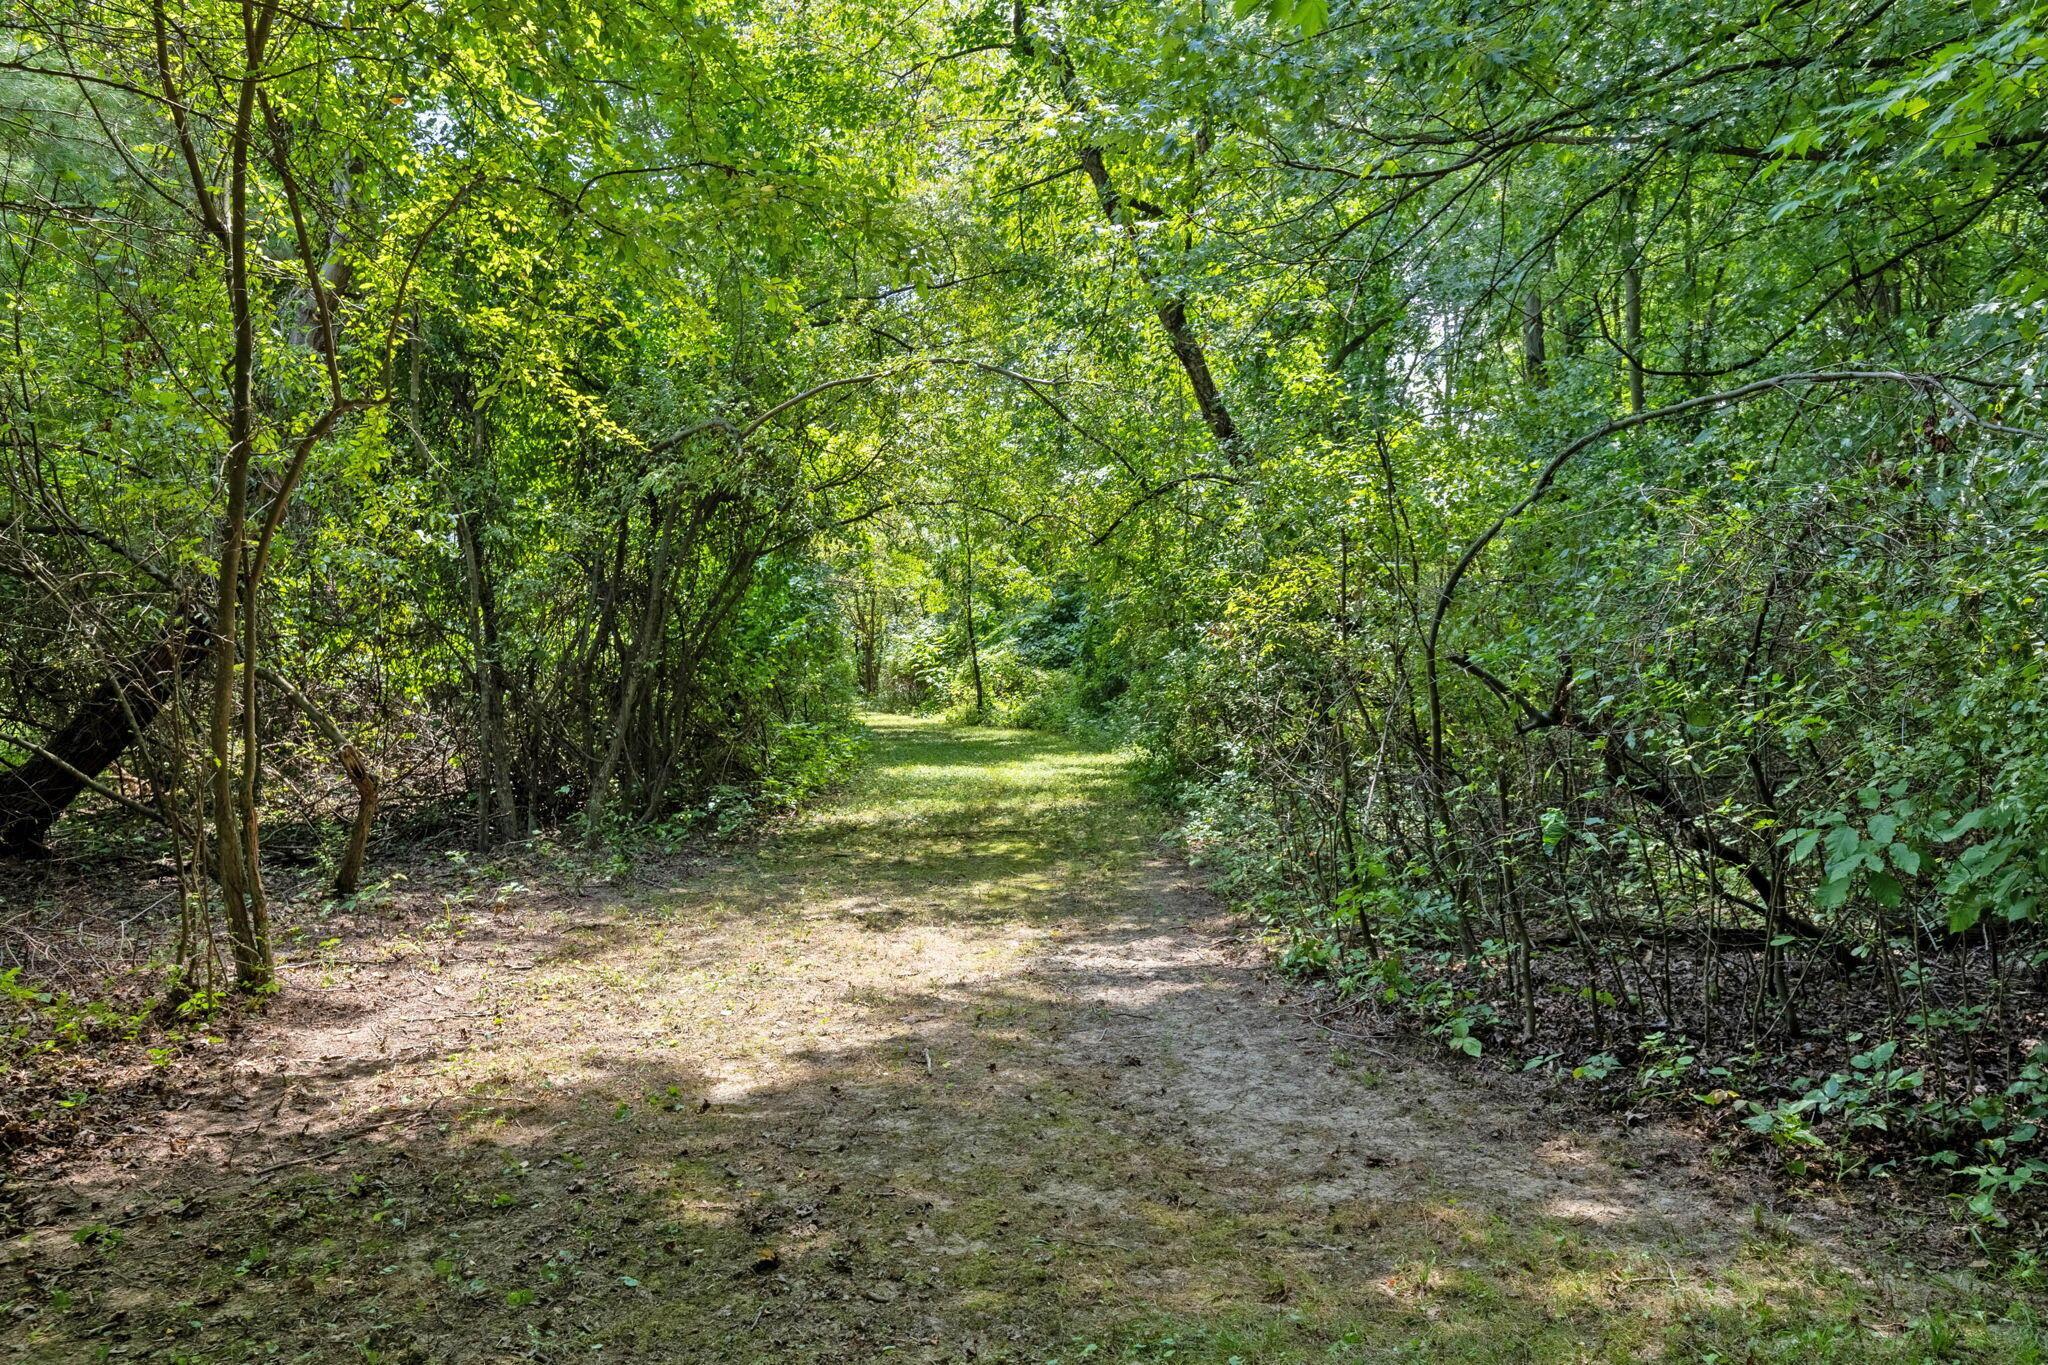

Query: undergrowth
[1177,778,2048,1242]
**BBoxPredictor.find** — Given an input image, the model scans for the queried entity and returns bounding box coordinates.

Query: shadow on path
[1,717,2023,1363]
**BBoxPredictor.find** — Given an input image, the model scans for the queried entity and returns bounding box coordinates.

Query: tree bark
[1521,284,1547,388]
[333,744,379,896]
[1076,147,1239,449]
[962,510,986,718]
[0,617,208,856]
[1622,188,1645,413]
[256,666,380,896]
[458,501,519,841]
[203,0,282,994]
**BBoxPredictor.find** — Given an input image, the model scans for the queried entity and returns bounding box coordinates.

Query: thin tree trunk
[333,745,379,896]
[210,2,273,992]
[584,513,676,840]
[1075,148,1239,450]
[1009,7,1240,455]
[1622,188,1645,413]
[1521,286,1548,388]
[256,666,379,895]
[962,510,985,718]
[458,502,518,841]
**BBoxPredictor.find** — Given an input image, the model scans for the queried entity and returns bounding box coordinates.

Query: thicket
[4,0,2047,1222]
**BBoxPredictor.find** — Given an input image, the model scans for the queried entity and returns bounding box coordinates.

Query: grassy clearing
[5,716,2045,1362]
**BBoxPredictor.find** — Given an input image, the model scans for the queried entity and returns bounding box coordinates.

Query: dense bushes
[0,0,912,990]
[1121,378,2048,1221]
[1130,396,2048,1223]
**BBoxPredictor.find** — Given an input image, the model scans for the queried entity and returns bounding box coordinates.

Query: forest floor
[5,716,2045,1362]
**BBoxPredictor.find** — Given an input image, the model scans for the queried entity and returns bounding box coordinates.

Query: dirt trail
[1,717,1995,1362]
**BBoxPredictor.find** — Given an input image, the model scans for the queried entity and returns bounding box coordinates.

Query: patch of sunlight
[1540,1192,1638,1223]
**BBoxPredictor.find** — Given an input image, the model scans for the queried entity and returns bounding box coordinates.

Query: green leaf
[1937,809,1987,842]
[1288,0,1331,33]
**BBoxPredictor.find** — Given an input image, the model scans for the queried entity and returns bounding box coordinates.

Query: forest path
[6,717,1987,1362]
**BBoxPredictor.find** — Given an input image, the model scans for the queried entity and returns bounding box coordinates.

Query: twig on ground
[247,1104,444,1180]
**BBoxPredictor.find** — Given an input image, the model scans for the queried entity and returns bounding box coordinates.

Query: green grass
[9,716,2046,1363]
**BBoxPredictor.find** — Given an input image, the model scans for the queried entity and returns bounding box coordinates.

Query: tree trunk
[584,510,677,841]
[458,500,519,841]
[334,744,379,896]
[0,617,208,856]
[257,666,380,897]
[1521,285,1548,388]
[1622,188,1645,413]
[1075,147,1239,450]
[962,511,985,718]
[207,0,279,995]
